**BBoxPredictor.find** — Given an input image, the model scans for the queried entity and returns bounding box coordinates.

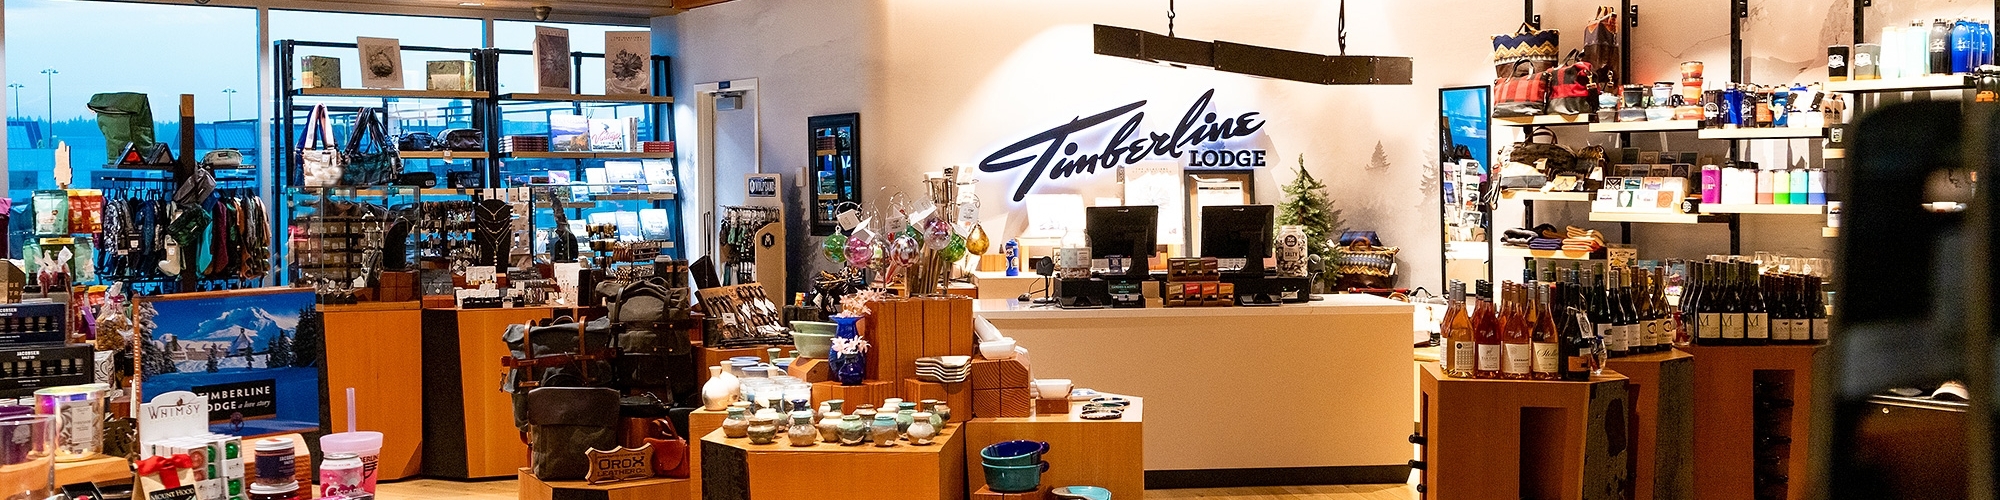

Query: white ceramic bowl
[979,338,1018,360]
[1032,379,1072,400]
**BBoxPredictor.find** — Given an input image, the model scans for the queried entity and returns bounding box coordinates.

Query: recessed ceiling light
[458,2,483,5]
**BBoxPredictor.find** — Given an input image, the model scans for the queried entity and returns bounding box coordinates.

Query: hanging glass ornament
[844,236,873,270]
[965,224,990,255]
[823,233,849,264]
[923,217,953,250]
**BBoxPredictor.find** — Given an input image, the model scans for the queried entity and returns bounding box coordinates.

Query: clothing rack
[92,168,268,295]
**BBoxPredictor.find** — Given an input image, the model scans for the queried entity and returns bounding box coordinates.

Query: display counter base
[1419,363,1630,500]
[322,300,424,481]
[700,422,966,500]
[963,395,1143,500]
[516,468,690,500]
[1605,349,1695,500]
[687,408,730,500]
[1681,344,1826,500]
[55,455,130,487]
[973,485,1050,499]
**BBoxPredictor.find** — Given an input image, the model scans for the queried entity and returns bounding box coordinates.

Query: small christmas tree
[1277,155,1347,289]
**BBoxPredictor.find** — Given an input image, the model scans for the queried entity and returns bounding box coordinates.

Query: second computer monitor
[1085,205,1160,277]
[1200,204,1275,274]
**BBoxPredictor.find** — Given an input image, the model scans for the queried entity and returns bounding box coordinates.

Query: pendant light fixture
[1093,0,1412,85]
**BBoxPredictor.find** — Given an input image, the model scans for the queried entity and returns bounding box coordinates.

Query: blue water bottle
[1954,18,1973,74]
[1723,83,1744,128]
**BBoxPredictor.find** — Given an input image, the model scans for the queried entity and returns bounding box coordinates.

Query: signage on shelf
[978,89,1268,202]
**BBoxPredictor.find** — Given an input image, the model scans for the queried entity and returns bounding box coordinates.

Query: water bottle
[1723,83,1745,128]
[1953,18,1972,74]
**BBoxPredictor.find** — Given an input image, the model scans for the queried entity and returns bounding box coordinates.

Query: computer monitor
[1201,204,1275,275]
[1085,205,1160,278]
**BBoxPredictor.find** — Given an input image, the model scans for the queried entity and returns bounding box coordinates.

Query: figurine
[1004,239,1020,277]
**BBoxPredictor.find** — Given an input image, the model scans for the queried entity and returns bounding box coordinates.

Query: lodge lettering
[979,89,1266,201]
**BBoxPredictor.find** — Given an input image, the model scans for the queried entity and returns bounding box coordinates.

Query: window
[494,20,630,94]
[269,10,485,91]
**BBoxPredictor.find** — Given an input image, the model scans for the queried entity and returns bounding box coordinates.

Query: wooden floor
[376,479,1416,499]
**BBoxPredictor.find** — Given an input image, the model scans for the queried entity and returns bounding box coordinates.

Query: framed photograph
[534,26,573,94]
[604,31,651,95]
[357,37,404,90]
[134,288,325,437]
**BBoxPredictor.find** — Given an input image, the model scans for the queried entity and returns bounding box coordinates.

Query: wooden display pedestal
[698,345,770,388]
[55,456,131,486]
[787,357,830,382]
[861,297,975,396]
[1418,364,1630,500]
[701,423,966,500]
[517,468,691,500]
[973,485,1050,499]
[811,380,896,407]
[963,395,1144,500]
[1605,349,1695,500]
[322,301,425,481]
[1680,344,1826,500]
[687,408,732,500]
[906,379,973,423]
[422,306,567,479]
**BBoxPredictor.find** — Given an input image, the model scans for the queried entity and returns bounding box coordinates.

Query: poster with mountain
[135,289,324,437]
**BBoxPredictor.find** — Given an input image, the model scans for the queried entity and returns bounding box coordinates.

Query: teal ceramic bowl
[1051,486,1112,500]
[980,440,1050,466]
[790,321,836,358]
[981,461,1049,493]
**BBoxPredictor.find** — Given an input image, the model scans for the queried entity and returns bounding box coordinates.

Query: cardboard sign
[585,443,654,484]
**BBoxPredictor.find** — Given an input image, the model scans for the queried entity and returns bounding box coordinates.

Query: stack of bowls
[791,321,836,358]
[980,440,1051,493]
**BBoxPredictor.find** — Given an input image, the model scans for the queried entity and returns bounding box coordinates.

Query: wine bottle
[1745,263,1770,344]
[1502,282,1533,379]
[1611,267,1637,357]
[1591,266,1621,357]
[1443,280,1475,377]
[1808,276,1829,342]
[1682,262,1704,345]
[1788,275,1813,344]
[1474,280,1502,378]
[1641,269,1665,352]
[1698,263,1725,344]
[1721,262,1748,343]
[1558,271,1591,381]
[1532,283,1561,380]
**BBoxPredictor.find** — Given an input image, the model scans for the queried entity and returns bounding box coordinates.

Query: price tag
[838,210,862,231]
[909,206,937,223]
[465,266,497,286]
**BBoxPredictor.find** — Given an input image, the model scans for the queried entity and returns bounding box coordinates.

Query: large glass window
[4,0,257,202]
[494,21,626,94]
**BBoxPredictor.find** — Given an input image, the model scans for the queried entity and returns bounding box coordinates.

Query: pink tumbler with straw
[320,388,382,493]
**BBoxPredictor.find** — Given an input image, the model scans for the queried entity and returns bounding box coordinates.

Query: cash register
[1201,205,1311,305]
[1082,206,1157,308]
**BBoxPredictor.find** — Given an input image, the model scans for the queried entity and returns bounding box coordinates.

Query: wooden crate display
[1418,363,1631,500]
[863,297,977,399]
[700,424,966,500]
[1680,344,1826,500]
[905,378,974,423]
[962,395,1145,499]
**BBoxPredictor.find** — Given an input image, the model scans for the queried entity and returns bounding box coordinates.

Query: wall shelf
[1824,75,1972,93]
[1495,247,1599,261]
[1697,128,1828,140]
[1697,204,1826,215]
[506,151,676,160]
[1501,190,1592,202]
[591,192,678,201]
[1588,211,1724,224]
[397,150,493,160]
[1587,120,1701,133]
[1495,114,1593,127]
[497,93,674,104]
[295,87,489,100]
[1822,227,1840,238]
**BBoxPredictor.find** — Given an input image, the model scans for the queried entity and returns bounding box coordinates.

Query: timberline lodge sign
[978,89,1268,202]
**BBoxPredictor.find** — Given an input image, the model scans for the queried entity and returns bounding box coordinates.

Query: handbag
[1549,51,1598,116]
[1507,127,1576,176]
[525,387,621,481]
[1581,7,1621,91]
[397,132,438,152]
[1491,23,1560,78]
[1493,61,1551,118]
[1332,239,1399,292]
[340,108,401,186]
[298,104,345,186]
[618,394,689,479]
[87,93,157,165]
[442,129,485,151]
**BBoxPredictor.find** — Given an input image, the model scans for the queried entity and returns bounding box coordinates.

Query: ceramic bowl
[978,338,1018,359]
[981,461,1050,493]
[792,331,834,358]
[981,440,1051,465]
[1051,486,1112,500]
[790,321,836,335]
[1032,379,1073,400]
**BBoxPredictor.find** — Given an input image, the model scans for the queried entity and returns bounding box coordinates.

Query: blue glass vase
[829,315,866,385]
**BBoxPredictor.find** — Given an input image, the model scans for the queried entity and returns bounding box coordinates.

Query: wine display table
[700,423,967,500]
[516,467,691,500]
[321,301,425,481]
[1604,349,1695,500]
[1680,344,1827,500]
[977,295,1412,484]
[1418,363,1631,500]
[962,395,1144,499]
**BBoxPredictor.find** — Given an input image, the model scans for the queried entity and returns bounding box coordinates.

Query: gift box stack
[639,141,675,154]
[501,135,549,154]
[147,435,246,500]
[1163,257,1232,307]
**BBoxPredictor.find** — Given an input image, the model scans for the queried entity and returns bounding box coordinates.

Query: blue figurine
[1004,239,1020,276]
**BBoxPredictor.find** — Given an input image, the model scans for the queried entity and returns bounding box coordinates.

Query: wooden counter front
[700,424,966,500]
[963,395,1143,499]
[321,301,424,480]
[420,306,559,479]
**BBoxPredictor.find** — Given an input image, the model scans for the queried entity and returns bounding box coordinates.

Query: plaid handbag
[1494,61,1551,118]
[1492,23,1560,78]
[1581,7,1621,91]
[1333,240,1399,291]
[1550,53,1598,116]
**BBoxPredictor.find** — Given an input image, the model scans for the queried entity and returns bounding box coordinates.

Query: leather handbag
[525,387,621,481]
[442,128,484,151]
[606,277,694,393]
[618,394,689,479]
[1507,127,1576,175]
[397,132,438,152]
[1493,61,1551,118]
[298,104,344,186]
[1549,52,1598,116]
[341,107,401,186]
[1581,7,1621,91]
[1491,23,1560,78]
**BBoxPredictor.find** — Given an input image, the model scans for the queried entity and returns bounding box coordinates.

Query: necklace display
[475,199,515,272]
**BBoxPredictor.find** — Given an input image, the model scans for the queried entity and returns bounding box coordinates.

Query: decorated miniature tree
[1277,154,1347,290]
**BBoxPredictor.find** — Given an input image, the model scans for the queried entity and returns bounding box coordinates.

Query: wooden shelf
[1588,120,1701,133]
[591,192,677,201]
[1823,227,1840,238]
[497,93,674,104]
[1588,211,1723,224]
[507,151,676,160]
[1698,203,1825,215]
[1501,189,1592,202]
[295,87,488,99]
[55,456,130,486]
[396,150,492,160]
[1824,75,1973,93]
[1495,247,1599,261]
[815,149,839,156]
[1495,114,1593,126]
[1697,127,1828,140]
[1824,149,1846,159]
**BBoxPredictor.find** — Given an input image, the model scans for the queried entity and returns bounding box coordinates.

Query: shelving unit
[1587,120,1701,133]
[1494,247,1599,261]
[294,87,490,100]
[1500,190,1592,202]
[1588,211,1725,224]
[1696,128,1828,140]
[396,150,493,160]
[1696,204,1825,215]
[1495,114,1594,126]
[1823,75,1972,93]
[1822,227,1840,238]
[506,151,675,160]
[498,92,675,104]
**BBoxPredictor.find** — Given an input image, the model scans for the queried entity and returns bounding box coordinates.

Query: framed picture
[357,37,404,90]
[534,26,573,94]
[134,288,326,437]
[604,31,651,95]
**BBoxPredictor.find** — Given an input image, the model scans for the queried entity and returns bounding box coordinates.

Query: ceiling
[115,0,735,24]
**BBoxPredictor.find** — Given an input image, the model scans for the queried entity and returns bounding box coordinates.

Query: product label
[1450,342,1476,372]
[1477,344,1502,371]
[1746,313,1770,339]
[1772,318,1793,341]
[1699,313,1722,339]
[1567,355,1590,373]
[1619,324,1639,351]
[1647,319,1665,347]
[1532,343,1560,374]
[1598,324,1622,351]
[1811,318,1829,340]
[1722,313,1747,339]
[1504,344,1532,374]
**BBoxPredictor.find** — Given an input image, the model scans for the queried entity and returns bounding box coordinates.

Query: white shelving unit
[1495,247,1599,261]
[1495,114,1594,127]
[1697,204,1826,215]
[1500,190,1593,202]
[1587,120,1702,133]
[1698,128,1829,140]
[1823,75,1972,93]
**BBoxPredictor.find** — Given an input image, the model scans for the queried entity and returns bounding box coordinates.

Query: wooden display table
[963,395,1143,500]
[1680,344,1827,500]
[321,301,425,480]
[54,456,130,486]
[1605,349,1694,500]
[687,408,731,499]
[517,467,691,500]
[420,306,568,479]
[700,423,967,500]
[1418,363,1630,500]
